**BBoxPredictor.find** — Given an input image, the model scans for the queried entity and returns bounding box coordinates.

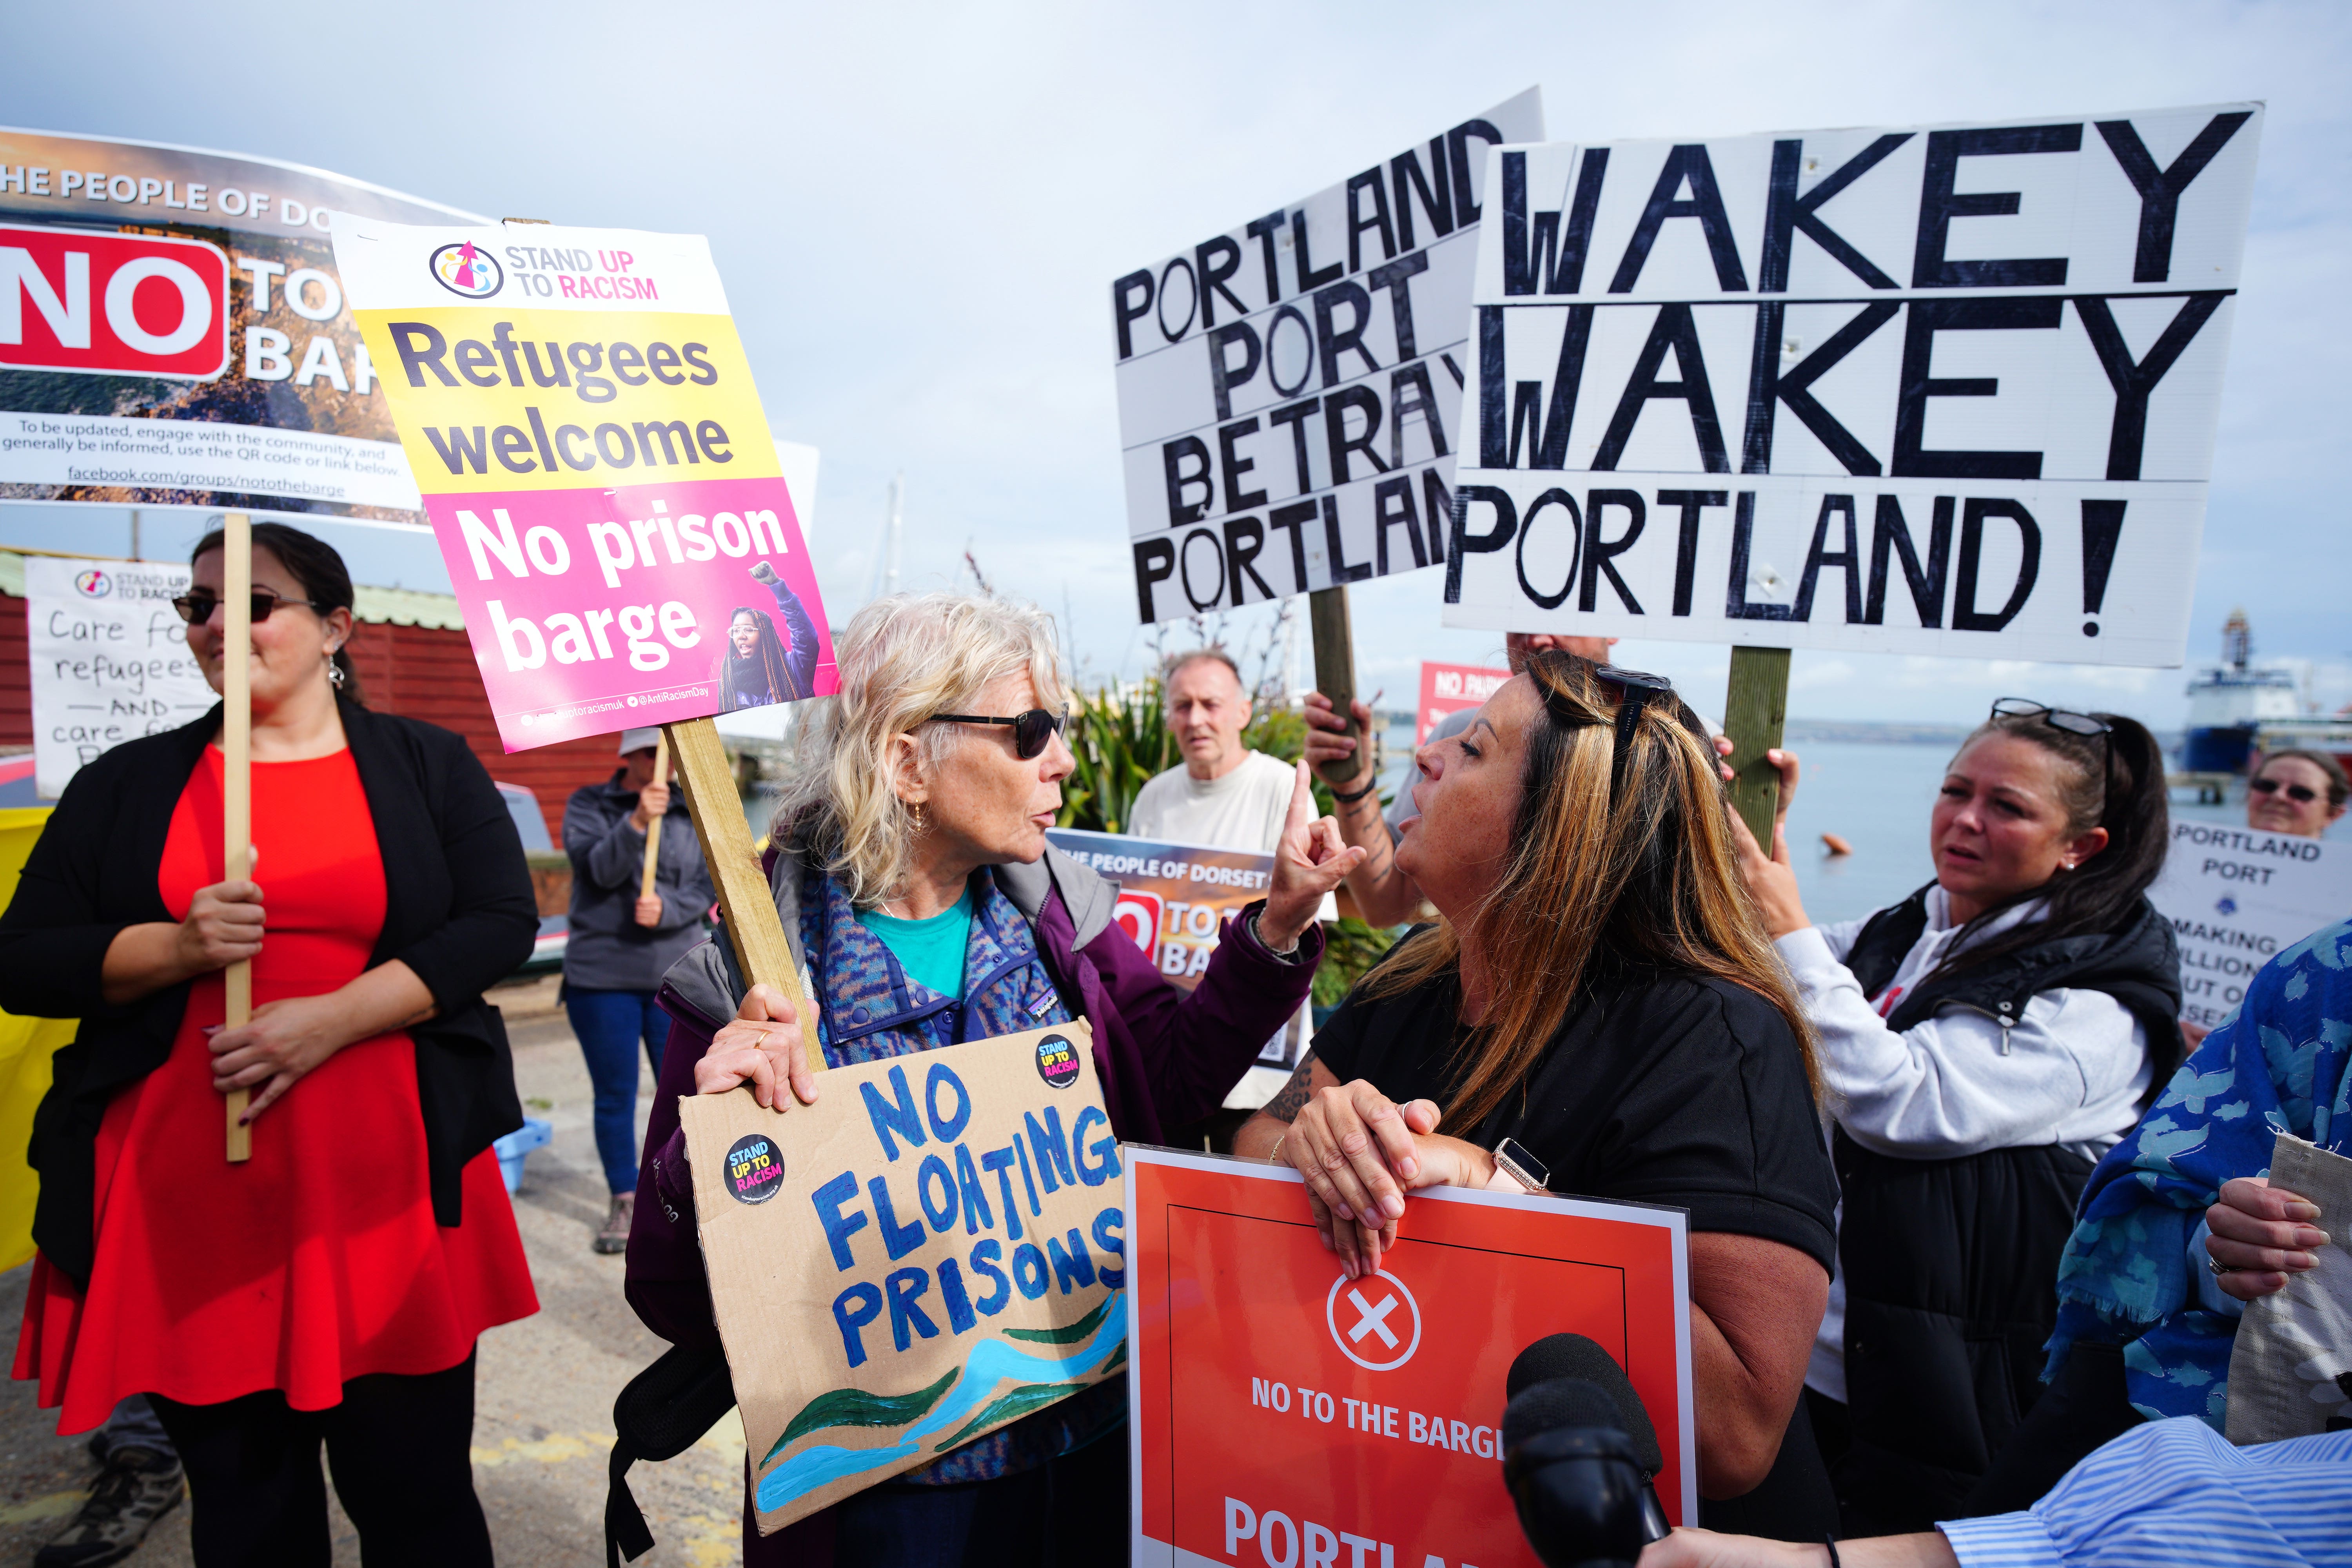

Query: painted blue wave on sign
[753,1291,1128,1513]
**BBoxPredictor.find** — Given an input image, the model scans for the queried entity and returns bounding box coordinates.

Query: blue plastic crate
[493,1116,553,1193]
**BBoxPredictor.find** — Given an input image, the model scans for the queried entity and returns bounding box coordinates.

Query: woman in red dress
[0,523,541,1566]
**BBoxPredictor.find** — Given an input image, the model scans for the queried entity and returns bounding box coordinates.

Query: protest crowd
[0,65,2341,1568]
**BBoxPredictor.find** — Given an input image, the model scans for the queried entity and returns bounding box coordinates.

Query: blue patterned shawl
[2047,920,2352,1428]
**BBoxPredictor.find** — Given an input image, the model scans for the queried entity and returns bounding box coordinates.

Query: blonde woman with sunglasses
[629,590,1359,1567]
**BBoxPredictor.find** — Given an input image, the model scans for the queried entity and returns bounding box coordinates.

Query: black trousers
[751,1428,1129,1568]
[148,1350,493,1568]
[1960,1341,2143,1518]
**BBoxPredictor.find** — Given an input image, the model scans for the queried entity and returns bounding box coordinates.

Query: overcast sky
[4,0,2344,727]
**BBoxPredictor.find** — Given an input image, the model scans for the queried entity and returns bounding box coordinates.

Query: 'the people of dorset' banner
[331,218,836,750]
[0,128,479,520]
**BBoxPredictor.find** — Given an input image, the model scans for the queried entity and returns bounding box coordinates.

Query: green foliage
[1057,679,1172,835]
[1315,917,1397,1010]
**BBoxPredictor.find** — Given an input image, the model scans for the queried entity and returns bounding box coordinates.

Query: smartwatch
[1490,1138,1550,1194]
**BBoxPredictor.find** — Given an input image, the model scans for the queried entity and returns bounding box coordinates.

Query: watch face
[1496,1139,1549,1192]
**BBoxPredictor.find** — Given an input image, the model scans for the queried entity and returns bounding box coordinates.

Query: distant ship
[2181,609,2301,773]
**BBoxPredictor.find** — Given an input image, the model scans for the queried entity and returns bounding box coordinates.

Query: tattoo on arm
[1263,1052,1318,1123]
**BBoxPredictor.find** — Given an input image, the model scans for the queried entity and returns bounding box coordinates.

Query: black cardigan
[0,699,537,1285]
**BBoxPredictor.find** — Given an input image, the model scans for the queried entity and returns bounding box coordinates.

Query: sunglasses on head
[1537,662,1678,801]
[1991,697,2114,781]
[171,589,323,626]
[2250,775,2321,805]
[930,708,1067,760]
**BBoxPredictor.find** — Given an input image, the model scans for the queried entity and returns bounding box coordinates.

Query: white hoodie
[1777,886,2151,1402]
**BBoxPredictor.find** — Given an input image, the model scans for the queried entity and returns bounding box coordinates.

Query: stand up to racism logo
[428,240,503,299]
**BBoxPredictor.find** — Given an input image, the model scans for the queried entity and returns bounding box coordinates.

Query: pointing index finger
[1283,760,1315,839]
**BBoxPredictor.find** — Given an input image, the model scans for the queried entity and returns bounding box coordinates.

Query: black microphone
[1500,1336,1671,1567]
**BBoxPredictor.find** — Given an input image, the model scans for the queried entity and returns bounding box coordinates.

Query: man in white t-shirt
[1129,649,1299,852]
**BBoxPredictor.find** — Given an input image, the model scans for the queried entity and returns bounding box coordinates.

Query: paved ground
[0,975,748,1566]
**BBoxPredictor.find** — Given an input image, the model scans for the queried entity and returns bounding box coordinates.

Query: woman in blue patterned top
[1963,917,2348,1515]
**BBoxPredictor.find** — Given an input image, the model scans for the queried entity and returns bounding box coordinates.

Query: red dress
[13,746,538,1431]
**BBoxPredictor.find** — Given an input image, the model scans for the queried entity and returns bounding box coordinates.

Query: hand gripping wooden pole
[1308,586,1363,786]
[661,719,822,1076]
[637,730,669,902]
[223,513,254,1163]
[1724,646,1791,848]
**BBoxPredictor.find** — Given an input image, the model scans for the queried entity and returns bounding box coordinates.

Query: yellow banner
[351,306,780,494]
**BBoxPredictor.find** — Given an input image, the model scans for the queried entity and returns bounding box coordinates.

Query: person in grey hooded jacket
[562,728,715,1251]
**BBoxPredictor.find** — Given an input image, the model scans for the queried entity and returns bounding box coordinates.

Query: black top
[0,699,538,1285]
[1312,935,1837,1273]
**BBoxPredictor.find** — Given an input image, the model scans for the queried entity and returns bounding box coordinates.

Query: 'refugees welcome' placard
[332,217,835,749]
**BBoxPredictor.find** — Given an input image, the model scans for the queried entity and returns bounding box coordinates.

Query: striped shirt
[1938,1417,2352,1567]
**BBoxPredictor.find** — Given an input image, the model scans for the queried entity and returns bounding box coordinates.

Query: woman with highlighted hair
[628,590,1359,1565]
[1240,653,1840,1539]
[719,561,820,709]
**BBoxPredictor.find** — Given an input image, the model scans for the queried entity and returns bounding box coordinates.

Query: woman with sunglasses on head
[1237,653,1841,1539]
[628,591,1359,1566]
[2244,748,2348,840]
[1728,701,2183,1538]
[0,522,539,1565]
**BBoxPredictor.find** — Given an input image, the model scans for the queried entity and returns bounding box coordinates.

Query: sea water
[1376,726,2347,931]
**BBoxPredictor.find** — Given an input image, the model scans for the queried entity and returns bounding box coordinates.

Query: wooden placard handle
[638,729,669,902]
[662,718,822,1075]
[223,512,254,1163]
[1308,586,1363,785]
[1724,646,1791,848]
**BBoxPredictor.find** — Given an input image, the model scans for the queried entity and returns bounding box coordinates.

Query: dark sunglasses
[171,589,323,626]
[1538,662,1678,801]
[930,708,1067,760]
[2250,776,2321,805]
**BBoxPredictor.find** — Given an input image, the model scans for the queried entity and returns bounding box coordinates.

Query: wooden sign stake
[662,718,822,1076]
[223,513,254,1163]
[1724,646,1791,848]
[637,729,669,902]
[1308,586,1363,786]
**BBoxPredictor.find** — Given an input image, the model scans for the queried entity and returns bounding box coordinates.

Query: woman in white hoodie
[1730,699,2182,1538]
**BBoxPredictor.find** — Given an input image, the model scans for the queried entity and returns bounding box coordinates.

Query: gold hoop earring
[909,802,926,833]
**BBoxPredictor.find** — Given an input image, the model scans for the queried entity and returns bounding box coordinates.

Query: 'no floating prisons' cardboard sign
[1445,104,2261,668]
[332,217,836,750]
[1115,90,1544,623]
[679,1022,1126,1533]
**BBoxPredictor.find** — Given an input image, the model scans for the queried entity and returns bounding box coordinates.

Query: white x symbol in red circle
[1346,1287,1401,1349]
